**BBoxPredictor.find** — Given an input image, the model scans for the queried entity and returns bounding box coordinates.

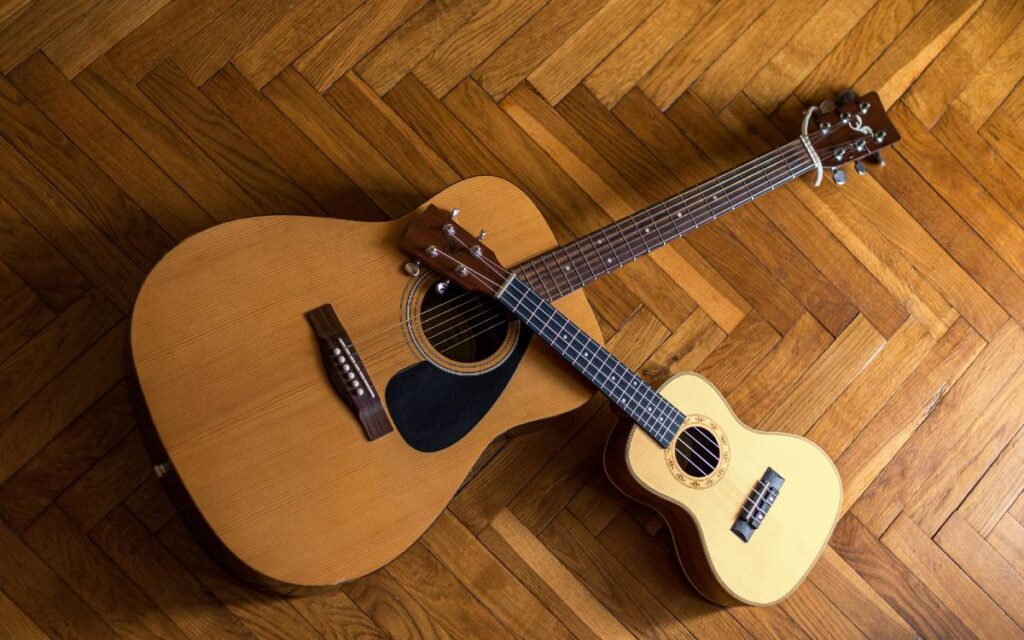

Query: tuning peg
[476,229,487,241]
[831,168,847,186]
[403,260,421,277]
[818,99,836,115]
[854,160,867,176]
[836,90,858,107]
[450,208,460,220]
[435,280,450,295]
[867,151,885,167]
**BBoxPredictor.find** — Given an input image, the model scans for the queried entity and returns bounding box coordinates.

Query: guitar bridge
[731,467,784,542]
[306,304,392,441]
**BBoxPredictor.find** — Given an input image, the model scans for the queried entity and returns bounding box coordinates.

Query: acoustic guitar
[131,91,898,604]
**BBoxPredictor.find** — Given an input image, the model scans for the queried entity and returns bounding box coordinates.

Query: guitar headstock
[805,90,900,184]
[400,206,510,297]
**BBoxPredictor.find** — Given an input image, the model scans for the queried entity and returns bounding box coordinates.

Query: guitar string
[360,137,811,351]
[348,132,830,352]
[355,134,853,361]
[423,154,816,355]
[361,135,865,361]
[420,137,811,341]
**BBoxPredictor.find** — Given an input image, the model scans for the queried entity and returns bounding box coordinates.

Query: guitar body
[604,372,842,606]
[131,176,601,587]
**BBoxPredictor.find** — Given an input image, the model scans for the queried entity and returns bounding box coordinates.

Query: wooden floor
[2,0,1024,638]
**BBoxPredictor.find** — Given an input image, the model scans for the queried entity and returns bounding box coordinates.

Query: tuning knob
[435,280,449,294]
[832,168,847,185]
[854,160,867,176]
[477,229,487,241]
[818,99,836,115]
[868,151,885,167]
[836,90,858,107]
[450,208,460,220]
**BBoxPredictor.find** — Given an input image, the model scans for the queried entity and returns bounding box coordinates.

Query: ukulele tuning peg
[854,160,867,176]
[449,208,460,220]
[868,151,885,167]
[818,99,836,115]
[831,168,847,186]
[476,229,487,241]
[435,279,450,295]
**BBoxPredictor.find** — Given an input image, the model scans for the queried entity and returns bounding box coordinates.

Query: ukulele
[131,91,898,601]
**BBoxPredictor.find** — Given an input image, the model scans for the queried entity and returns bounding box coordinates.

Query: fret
[627,214,651,254]
[648,203,670,245]
[538,254,564,299]
[738,168,757,203]
[573,238,600,283]
[758,152,774,191]
[615,219,642,260]
[715,173,741,215]
[597,228,619,270]
[559,245,586,289]
[532,260,557,299]
[549,252,576,297]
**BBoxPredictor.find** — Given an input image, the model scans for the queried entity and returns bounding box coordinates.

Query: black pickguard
[385,329,532,452]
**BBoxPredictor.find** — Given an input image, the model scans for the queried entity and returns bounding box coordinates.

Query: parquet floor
[1,0,1023,637]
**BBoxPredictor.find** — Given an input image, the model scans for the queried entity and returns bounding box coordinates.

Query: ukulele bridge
[306,304,392,441]
[731,467,784,542]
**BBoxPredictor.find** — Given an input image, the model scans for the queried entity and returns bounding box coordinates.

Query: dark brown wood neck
[513,138,815,300]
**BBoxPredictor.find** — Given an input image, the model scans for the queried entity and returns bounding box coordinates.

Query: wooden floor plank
[201,64,382,218]
[3,3,1024,636]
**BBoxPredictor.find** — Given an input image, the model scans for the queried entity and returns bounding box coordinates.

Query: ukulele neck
[514,137,815,300]
[496,275,682,447]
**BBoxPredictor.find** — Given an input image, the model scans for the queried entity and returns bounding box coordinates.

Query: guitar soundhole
[419,281,514,364]
[674,426,721,478]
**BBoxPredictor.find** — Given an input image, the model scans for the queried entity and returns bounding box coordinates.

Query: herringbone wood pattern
[1,0,1024,637]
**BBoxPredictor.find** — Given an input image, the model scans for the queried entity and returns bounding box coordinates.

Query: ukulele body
[604,371,842,606]
[131,176,601,587]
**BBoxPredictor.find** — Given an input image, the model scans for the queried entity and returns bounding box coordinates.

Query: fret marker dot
[563,265,571,272]
[606,258,612,263]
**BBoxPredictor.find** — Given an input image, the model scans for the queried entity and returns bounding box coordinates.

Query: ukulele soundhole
[666,415,729,489]
[407,275,520,375]
[675,426,720,478]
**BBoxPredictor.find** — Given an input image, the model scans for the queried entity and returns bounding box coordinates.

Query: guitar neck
[496,275,682,447]
[514,137,815,300]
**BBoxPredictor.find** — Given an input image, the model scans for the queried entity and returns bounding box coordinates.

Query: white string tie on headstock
[800,106,824,187]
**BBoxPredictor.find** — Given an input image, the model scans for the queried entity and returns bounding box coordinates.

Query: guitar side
[604,372,842,606]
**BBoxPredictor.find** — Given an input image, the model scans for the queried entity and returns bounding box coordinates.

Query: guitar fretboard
[515,138,815,300]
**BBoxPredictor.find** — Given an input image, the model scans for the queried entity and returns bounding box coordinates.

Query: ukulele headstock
[806,90,900,184]
[401,206,510,297]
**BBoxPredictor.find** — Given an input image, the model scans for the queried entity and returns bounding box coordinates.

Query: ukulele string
[371,135,868,361]
[351,133,845,360]
[444,236,837,502]
[469,260,724,473]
